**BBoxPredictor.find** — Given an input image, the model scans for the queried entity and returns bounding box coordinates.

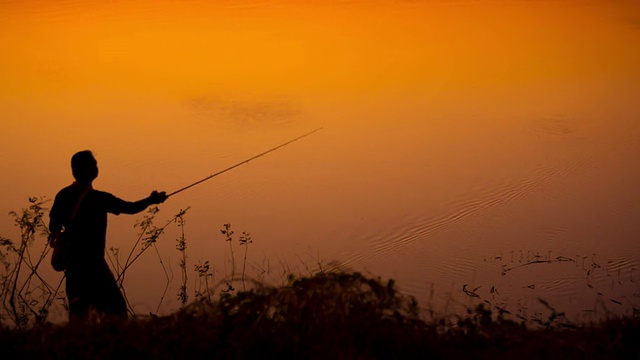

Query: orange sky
[2,0,639,207]
[2,0,639,191]
[2,0,638,101]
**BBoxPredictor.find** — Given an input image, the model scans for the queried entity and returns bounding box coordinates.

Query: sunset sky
[2,1,638,97]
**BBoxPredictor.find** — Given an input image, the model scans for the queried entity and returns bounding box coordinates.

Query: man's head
[71,150,98,183]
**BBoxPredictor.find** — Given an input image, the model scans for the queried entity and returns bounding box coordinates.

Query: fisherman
[48,150,167,321]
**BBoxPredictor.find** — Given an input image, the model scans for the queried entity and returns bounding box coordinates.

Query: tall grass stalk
[115,207,190,315]
[175,208,189,306]
[0,197,61,327]
[116,206,162,287]
[239,232,252,291]
[152,242,171,315]
[221,223,235,280]
[194,261,213,300]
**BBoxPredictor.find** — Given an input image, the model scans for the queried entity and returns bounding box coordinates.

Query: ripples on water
[334,115,640,321]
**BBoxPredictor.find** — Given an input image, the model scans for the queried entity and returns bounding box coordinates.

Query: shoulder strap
[48,186,92,248]
[70,187,92,221]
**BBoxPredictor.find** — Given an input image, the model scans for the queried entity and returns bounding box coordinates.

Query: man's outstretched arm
[115,191,168,215]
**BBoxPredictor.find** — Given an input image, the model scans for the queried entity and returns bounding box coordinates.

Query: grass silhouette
[0,272,638,359]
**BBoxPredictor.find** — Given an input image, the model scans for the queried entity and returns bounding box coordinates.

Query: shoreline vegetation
[1,273,639,359]
[1,198,639,358]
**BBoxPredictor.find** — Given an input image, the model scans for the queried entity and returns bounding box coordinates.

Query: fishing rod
[167,127,323,197]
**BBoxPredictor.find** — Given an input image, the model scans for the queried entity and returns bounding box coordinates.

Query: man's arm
[113,191,168,215]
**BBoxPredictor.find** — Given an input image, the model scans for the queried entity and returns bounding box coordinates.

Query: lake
[1,0,639,323]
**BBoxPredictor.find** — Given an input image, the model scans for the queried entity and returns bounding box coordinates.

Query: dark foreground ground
[2,272,638,359]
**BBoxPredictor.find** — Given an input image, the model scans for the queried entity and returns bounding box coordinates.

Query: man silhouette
[49,150,167,320]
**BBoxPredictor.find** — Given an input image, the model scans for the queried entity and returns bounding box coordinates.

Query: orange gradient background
[1,0,639,321]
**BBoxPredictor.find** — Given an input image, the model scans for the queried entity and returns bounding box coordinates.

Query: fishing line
[167,127,324,197]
